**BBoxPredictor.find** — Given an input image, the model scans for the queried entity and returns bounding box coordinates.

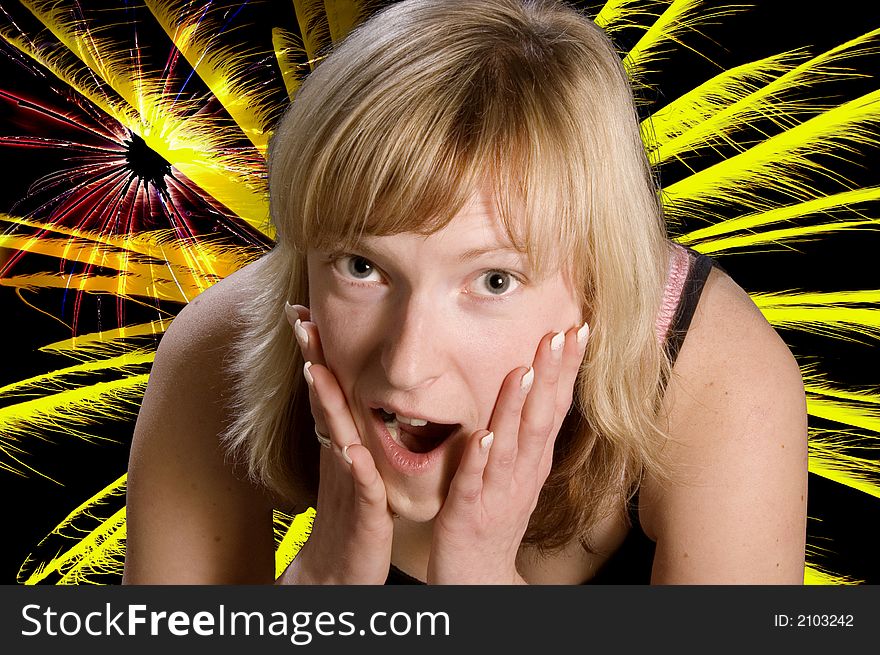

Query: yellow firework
[0,0,877,585]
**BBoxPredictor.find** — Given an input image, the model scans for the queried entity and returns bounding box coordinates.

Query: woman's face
[307,188,582,521]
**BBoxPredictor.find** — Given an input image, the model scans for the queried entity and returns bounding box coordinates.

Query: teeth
[398,415,428,427]
[380,409,428,427]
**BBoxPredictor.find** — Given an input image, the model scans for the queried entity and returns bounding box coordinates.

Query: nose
[379,294,444,392]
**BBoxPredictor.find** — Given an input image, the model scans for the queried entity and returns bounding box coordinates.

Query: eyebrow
[349,240,524,263]
[456,245,524,262]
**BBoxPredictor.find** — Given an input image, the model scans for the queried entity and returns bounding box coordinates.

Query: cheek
[311,294,377,382]
[457,291,580,418]
[456,321,543,418]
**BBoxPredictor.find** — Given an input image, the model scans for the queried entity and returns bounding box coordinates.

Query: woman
[122,0,808,584]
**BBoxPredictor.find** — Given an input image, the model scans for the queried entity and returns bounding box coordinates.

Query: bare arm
[123,266,277,584]
[645,267,809,584]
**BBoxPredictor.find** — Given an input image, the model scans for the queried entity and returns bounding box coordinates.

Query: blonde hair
[224,0,677,552]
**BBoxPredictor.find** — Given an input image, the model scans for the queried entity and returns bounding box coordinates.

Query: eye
[473,269,522,298]
[332,254,383,283]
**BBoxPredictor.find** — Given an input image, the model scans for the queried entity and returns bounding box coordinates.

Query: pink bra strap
[655,244,692,344]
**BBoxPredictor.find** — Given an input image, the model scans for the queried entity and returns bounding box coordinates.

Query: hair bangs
[478,79,592,288]
[293,122,485,254]
[287,52,589,287]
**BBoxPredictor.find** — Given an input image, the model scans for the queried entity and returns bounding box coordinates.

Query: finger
[515,329,565,478]
[553,321,589,429]
[304,361,362,455]
[446,430,494,514]
[285,305,331,434]
[344,443,389,511]
[290,316,328,369]
[297,321,331,432]
[483,366,532,491]
[284,301,311,323]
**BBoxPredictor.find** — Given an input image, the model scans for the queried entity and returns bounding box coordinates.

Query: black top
[385,246,723,585]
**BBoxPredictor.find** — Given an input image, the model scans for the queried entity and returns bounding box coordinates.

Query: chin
[382,476,454,523]
[357,403,470,517]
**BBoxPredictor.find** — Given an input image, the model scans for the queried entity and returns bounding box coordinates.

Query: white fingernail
[342,444,353,465]
[294,319,309,347]
[550,331,565,352]
[304,361,314,386]
[577,321,590,346]
[480,432,494,451]
[520,367,534,393]
[284,301,298,325]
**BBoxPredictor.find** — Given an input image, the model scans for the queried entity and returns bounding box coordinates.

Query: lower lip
[369,409,458,474]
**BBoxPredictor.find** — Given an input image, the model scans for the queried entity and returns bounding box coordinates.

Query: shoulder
[162,253,270,347]
[137,254,270,424]
[641,264,808,583]
[149,252,278,391]
[124,253,279,584]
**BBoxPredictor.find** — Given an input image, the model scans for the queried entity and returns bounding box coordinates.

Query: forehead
[353,188,524,257]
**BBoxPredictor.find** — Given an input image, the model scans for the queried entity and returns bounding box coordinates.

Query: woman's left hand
[426,322,589,584]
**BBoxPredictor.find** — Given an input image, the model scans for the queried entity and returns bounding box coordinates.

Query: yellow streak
[21,480,317,583]
[804,563,863,585]
[40,321,173,359]
[687,219,878,255]
[293,0,330,69]
[646,51,801,157]
[0,375,149,438]
[0,215,254,278]
[146,0,278,154]
[622,0,740,72]
[650,29,880,163]
[274,508,316,578]
[749,292,880,344]
[48,509,127,584]
[809,446,880,501]
[0,28,137,133]
[594,0,652,31]
[1,215,261,302]
[273,27,306,100]
[0,271,194,304]
[807,394,880,435]
[679,187,880,246]
[664,88,880,209]
[760,307,880,344]
[0,352,154,398]
[324,0,362,43]
[19,475,127,585]
[0,231,221,290]
[754,290,880,306]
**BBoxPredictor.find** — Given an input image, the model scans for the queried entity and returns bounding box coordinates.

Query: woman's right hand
[280,303,394,584]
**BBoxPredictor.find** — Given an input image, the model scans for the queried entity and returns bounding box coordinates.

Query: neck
[390,516,435,581]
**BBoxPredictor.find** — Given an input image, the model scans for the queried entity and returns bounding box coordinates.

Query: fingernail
[342,444,353,465]
[577,321,590,346]
[283,301,298,326]
[304,361,314,386]
[520,367,534,393]
[480,432,494,452]
[550,331,565,352]
[294,319,309,347]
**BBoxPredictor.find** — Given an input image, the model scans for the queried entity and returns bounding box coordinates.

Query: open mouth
[375,408,460,454]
